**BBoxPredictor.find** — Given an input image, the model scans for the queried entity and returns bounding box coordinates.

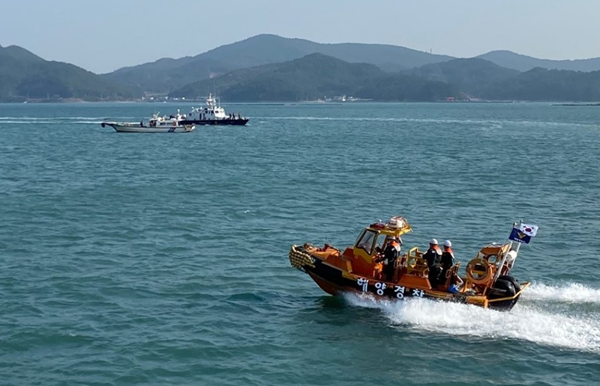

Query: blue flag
[509,227,532,244]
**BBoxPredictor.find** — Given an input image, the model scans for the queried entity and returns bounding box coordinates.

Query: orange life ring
[466,258,493,285]
[173,121,177,127]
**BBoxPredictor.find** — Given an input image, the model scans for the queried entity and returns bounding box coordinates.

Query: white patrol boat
[179,94,249,126]
[101,113,195,133]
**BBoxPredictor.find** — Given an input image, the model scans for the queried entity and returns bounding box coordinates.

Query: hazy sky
[1,0,598,74]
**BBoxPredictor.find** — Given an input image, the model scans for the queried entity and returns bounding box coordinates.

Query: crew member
[440,240,455,284]
[423,238,442,287]
[380,237,401,282]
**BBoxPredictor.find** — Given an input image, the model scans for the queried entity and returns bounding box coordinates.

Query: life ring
[466,258,493,286]
[172,121,177,127]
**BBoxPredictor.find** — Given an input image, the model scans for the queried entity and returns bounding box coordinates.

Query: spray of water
[523,282,600,304]
[345,282,600,353]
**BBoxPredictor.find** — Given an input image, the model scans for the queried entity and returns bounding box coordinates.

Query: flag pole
[495,221,521,280]
[508,239,522,274]
[508,220,524,274]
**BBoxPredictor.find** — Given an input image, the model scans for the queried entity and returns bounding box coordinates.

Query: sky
[1,0,598,74]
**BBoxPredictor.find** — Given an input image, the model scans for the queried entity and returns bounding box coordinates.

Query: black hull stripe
[303,257,515,311]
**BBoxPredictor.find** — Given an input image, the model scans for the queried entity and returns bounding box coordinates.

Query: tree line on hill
[0,45,139,102]
[2,34,600,103]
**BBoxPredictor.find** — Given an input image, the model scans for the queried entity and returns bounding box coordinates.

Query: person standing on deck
[423,239,442,287]
[381,237,402,282]
[440,240,455,285]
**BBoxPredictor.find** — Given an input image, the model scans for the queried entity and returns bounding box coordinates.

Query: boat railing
[404,247,428,276]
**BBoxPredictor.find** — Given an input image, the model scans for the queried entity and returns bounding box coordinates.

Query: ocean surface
[1,102,599,385]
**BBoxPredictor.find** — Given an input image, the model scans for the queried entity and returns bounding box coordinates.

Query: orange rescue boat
[289,216,534,311]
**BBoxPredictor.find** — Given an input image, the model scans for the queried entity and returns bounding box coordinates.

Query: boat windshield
[355,229,378,255]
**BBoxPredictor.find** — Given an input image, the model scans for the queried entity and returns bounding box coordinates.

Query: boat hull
[289,245,527,311]
[180,118,248,126]
[102,122,195,133]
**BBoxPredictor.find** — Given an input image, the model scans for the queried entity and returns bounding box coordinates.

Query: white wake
[523,282,600,304]
[345,282,600,353]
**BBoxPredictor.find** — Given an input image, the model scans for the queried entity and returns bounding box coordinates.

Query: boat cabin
[341,217,460,289]
[187,94,228,120]
[351,217,411,264]
[342,217,422,282]
[147,113,181,128]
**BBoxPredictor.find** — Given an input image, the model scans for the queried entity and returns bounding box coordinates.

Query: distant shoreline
[3,99,600,105]
[554,103,600,106]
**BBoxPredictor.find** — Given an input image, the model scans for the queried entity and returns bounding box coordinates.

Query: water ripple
[1,102,599,385]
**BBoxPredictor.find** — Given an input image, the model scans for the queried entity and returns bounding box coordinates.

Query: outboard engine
[488,275,521,311]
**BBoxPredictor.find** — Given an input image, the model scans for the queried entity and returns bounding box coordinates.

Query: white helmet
[444,240,452,247]
[429,238,438,245]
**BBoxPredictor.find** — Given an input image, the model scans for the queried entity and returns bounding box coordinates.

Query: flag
[519,223,538,237]
[509,227,532,244]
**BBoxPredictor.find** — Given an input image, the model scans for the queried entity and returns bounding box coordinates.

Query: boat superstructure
[179,94,249,126]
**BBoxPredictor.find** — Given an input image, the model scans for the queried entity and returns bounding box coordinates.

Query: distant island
[554,103,600,106]
[2,34,600,103]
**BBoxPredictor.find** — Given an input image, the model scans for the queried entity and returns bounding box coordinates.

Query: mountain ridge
[102,34,600,94]
[4,35,600,102]
[477,50,600,72]
[169,52,459,102]
[0,45,140,101]
[102,34,455,92]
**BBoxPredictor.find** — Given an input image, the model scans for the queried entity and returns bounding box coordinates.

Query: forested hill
[170,53,600,102]
[102,34,455,93]
[407,58,600,101]
[169,53,387,101]
[0,45,140,102]
[4,38,600,103]
[408,58,520,98]
[477,50,600,73]
[103,34,600,96]
[169,53,459,102]
[483,68,600,101]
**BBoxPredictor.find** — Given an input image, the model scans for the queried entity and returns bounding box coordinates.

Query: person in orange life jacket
[379,237,402,282]
[423,238,442,287]
[440,240,455,285]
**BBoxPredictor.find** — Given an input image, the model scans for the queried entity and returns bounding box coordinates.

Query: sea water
[0,102,599,385]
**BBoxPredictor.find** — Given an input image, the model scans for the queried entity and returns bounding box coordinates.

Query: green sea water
[0,102,599,385]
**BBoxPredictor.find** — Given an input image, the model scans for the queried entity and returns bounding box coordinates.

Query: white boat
[179,94,249,126]
[101,113,195,133]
